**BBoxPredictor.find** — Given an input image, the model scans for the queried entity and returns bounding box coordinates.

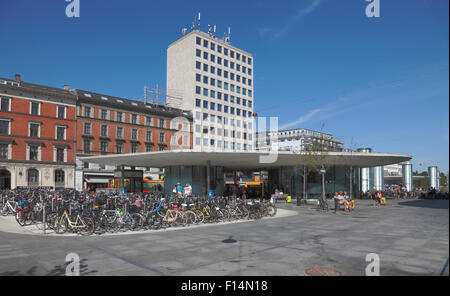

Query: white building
[167,29,255,152]
[256,128,343,152]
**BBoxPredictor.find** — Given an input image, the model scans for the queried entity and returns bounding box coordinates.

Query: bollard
[334,198,339,213]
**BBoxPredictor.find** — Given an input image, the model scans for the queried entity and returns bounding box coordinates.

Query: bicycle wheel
[194,210,204,224]
[54,217,68,234]
[268,205,277,217]
[16,211,26,226]
[1,205,10,216]
[79,217,95,236]
[131,214,144,231]
[184,211,196,225]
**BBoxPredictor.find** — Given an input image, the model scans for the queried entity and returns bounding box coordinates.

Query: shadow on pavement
[0,258,98,276]
[398,199,449,210]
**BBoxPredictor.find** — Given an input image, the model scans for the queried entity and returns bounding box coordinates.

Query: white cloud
[259,0,323,40]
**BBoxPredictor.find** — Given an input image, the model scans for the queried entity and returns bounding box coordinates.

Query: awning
[80,150,413,170]
[84,177,110,184]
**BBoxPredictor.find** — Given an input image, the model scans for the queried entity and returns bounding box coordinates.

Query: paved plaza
[0,198,448,276]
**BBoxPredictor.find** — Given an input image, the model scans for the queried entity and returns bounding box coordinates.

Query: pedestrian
[177,182,183,198]
[184,184,192,197]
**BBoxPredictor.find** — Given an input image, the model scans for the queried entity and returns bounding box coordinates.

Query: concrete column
[402,162,413,192]
[428,166,438,189]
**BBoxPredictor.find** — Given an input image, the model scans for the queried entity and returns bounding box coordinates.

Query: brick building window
[29,123,40,138]
[0,144,8,159]
[56,148,65,162]
[27,169,39,184]
[1,98,10,112]
[29,146,39,161]
[55,170,65,183]
[83,123,91,135]
[0,120,9,135]
[100,141,108,154]
[83,140,91,154]
[116,143,123,154]
[131,143,139,153]
[31,102,40,115]
[159,132,165,143]
[56,126,65,140]
[57,106,66,119]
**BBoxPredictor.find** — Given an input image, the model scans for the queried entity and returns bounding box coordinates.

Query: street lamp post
[320,167,326,203]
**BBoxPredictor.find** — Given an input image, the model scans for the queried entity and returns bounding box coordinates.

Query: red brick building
[0,75,77,189]
[74,89,193,190]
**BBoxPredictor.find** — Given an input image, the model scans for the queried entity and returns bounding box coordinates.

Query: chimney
[14,74,21,82]
[63,85,70,90]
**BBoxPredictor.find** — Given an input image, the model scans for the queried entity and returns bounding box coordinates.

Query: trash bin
[286,196,292,203]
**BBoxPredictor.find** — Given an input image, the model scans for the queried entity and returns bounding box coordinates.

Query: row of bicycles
[0,189,277,235]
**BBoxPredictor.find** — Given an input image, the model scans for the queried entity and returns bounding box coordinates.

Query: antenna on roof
[197,12,201,30]
[208,24,212,35]
[182,28,187,36]
[213,25,216,37]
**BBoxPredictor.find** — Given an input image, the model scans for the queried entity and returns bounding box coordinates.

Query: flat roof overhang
[80,150,412,170]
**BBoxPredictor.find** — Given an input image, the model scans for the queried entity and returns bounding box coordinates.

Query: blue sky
[0,0,448,172]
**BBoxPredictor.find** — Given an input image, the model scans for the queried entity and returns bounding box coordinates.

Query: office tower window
[196,49,201,57]
[203,51,208,60]
[230,62,235,69]
[224,71,228,79]
[248,79,252,86]
[217,92,222,100]
[248,69,252,75]
[196,86,201,94]
[196,61,201,69]
[210,54,215,63]
[242,56,247,63]
[248,90,252,98]
[217,68,222,76]
[217,104,222,112]
[217,45,222,53]
[248,57,252,65]
[224,94,228,101]
[203,64,208,72]
[203,40,208,48]
[203,100,208,108]
[203,88,208,97]
[210,91,215,99]
[217,57,222,65]
[224,59,228,67]
[203,113,208,120]
[210,43,215,51]
[224,48,228,56]
[210,102,215,110]
[196,99,201,107]
[196,37,201,45]
[203,76,208,84]
[196,74,201,82]
[230,73,235,81]
[236,53,240,61]
[210,66,215,74]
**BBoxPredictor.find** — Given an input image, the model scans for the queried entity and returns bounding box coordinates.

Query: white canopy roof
[81,150,412,169]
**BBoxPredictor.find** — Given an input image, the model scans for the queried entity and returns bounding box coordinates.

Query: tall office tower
[167,29,255,152]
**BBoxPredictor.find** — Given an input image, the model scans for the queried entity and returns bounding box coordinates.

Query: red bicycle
[16,200,35,227]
